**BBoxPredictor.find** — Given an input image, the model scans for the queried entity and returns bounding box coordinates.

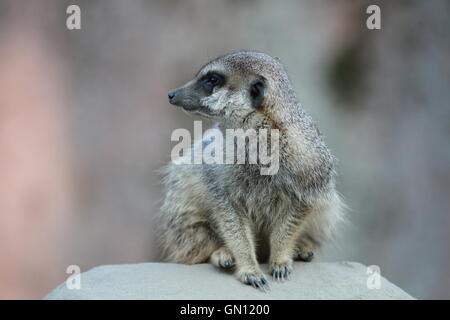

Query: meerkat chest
[229,172,302,221]
[201,163,304,221]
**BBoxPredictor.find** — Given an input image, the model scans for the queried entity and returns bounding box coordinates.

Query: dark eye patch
[200,72,224,93]
[250,79,265,109]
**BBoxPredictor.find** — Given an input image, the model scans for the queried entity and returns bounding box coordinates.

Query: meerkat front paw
[210,247,235,269]
[269,259,293,281]
[236,266,269,291]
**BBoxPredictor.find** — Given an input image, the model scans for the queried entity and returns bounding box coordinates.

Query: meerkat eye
[250,80,265,109]
[201,73,223,93]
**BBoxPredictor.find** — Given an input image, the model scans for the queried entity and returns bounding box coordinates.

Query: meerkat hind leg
[293,236,316,262]
[210,247,235,269]
[292,192,344,263]
[161,221,220,264]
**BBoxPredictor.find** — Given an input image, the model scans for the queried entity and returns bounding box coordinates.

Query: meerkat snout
[167,89,176,101]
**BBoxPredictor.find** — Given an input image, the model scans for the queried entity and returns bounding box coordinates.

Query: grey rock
[45,262,414,300]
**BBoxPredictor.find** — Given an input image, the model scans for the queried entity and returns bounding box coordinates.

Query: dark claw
[220,259,233,268]
[244,275,270,291]
[271,269,278,280]
[271,265,292,281]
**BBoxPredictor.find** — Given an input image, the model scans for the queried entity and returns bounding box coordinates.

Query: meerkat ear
[250,79,266,109]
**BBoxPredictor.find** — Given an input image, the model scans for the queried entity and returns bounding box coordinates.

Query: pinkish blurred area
[0,11,72,299]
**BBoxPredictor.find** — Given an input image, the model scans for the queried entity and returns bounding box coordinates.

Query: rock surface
[45,261,414,300]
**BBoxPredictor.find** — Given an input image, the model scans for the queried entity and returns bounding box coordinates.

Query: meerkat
[158,51,345,290]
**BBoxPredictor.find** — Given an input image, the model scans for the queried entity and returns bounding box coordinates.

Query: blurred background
[0,0,449,299]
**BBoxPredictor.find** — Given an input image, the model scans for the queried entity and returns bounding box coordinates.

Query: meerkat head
[168,51,296,127]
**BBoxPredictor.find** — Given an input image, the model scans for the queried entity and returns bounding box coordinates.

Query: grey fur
[158,51,345,289]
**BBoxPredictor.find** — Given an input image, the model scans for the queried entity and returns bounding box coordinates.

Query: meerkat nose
[168,90,177,101]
